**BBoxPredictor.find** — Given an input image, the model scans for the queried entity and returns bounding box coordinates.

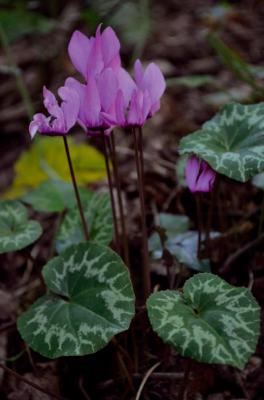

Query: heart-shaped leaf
[23,180,92,213]
[179,103,264,182]
[55,192,113,253]
[156,213,189,237]
[17,242,135,358]
[0,201,42,254]
[149,215,214,272]
[147,273,260,369]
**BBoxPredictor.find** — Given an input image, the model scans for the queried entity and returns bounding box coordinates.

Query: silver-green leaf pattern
[147,273,260,369]
[17,242,135,358]
[55,192,113,253]
[179,103,264,182]
[0,200,42,253]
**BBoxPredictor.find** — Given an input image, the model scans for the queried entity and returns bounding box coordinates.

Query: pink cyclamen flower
[102,59,166,128]
[185,155,216,193]
[65,67,135,135]
[29,85,79,138]
[68,25,121,81]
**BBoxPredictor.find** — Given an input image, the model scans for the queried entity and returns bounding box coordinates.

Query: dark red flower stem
[63,136,89,241]
[108,131,130,267]
[101,131,121,254]
[196,193,203,258]
[132,127,151,299]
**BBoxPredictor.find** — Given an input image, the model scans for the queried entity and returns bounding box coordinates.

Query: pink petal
[68,30,91,79]
[185,156,201,193]
[117,68,136,107]
[65,77,86,123]
[97,68,118,112]
[43,86,62,119]
[115,90,126,126]
[58,86,80,131]
[185,156,216,193]
[82,78,101,127]
[197,162,216,192]
[86,30,104,78]
[29,113,48,138]
[134,59,143,86]
[127,90,143,126]
[141,63,166,104]
[101,26,121,67]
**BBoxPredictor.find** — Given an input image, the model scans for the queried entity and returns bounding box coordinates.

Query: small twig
[63,136,89,241]
[220,233,264,274]
[78,375,91,400]
[0,321,16,334]
[0,363,67,400]
[135,362,161,400]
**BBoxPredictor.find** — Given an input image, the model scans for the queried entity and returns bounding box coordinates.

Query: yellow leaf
[4,137,106,199]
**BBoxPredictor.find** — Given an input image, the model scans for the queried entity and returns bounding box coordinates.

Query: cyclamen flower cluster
[29,25,166,138]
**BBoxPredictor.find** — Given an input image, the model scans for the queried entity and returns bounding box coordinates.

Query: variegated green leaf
[23,180,92,213]
[179,103,264,182]
[17,242,135,358]
[55,192,113,253]
[0,201,42,253]
[147,273,260,369]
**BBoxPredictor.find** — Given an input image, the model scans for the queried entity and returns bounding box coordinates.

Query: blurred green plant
[0,8,54,43]
[4,137,107,199]
[208,32,264,97]
[83,0,151,62]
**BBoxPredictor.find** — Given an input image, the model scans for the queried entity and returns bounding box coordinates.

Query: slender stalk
[62,136,89,241]
[101,131,120,253]
[0,24,33,119]
[195,194,203,258]
[108,131,130,266]
[0,363,66,400]
[132,127,151,299]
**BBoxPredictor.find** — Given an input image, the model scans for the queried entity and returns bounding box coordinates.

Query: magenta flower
[65,67,135,135]
[102,59,166,128]
[185,155,216,193]
[29,85,79,138]
[68,25,121,81]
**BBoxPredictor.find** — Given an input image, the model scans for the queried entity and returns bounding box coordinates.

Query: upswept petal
[117,68,137,107]
[115,90,126,126]
[29,113,49,138]
[97,68,118,112]
[86,29,104,79]
[101,26,121,67]
[134,59,143,86]
[68,30,91,79]
[185,156,201,192]
[127,89,151,126]
[141,63,166,104]
[185,156,216,193]
[43,86,62,119]
[65,77,86,123]
[197,162,216,192]
[82,77,101,127]
[58,86,80,131]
